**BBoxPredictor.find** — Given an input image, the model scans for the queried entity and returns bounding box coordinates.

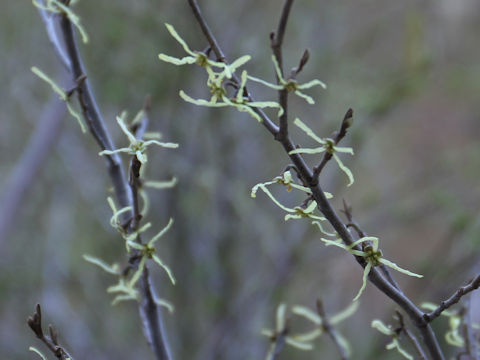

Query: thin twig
[265,323,289,360]
[58,15,132,212]
[316,299,349,360]
[395,310,428,360]
[424,275,480,323]
[460,298,478,360]
[186,2,445,359]
[125,104,172,360]
[27,304,74,360]
[312,108,353,182]
[270,0,294,140]
[342,200,401,291]
[187,0,279,136]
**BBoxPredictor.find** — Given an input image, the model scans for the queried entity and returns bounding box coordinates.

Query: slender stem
[343,201,401,291]
[187,0,279,136]
[58,16,132,211]
[424,275,480,323]
[27,304,74,360]
[265,326,288,360]
[312,108,353,182]
[395,310,428,360]
[270,0,294,140]
[317,299,349,360]
[125,111,172,360]
[186,2,445,359]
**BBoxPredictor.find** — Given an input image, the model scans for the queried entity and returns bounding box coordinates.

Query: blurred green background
[1,0,480,359]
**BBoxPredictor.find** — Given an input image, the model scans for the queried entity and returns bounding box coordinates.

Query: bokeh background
[1,0,480,359]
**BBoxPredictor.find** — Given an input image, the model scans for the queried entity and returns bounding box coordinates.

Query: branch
[312,108,353,182]
[423,275,480,323]
[125,107,173,360]
[186,0,279,136]
[270,0,294,140]
[186,2,445,359]
[342,200,401,291]
[57,15,132,211]
[36,5,172,360]
[264,323,288,360]
[27,304,74,360]
[316,299,349,360]
[395,310,428,360]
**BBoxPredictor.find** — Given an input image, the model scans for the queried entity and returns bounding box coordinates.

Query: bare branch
[424,275,480,323]
[265,322,289,360]
[27,304,74,360]
[270,0,294,140]
[316,299,349,360]
[395,310,428,360]
[312,108,353,181]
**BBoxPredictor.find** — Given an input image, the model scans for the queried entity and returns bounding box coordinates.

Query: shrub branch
[27,304,74,360]
[34,2,173,359]
[185,1,445,358]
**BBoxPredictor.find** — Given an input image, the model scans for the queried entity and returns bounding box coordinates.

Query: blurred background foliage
[1,0,480,359]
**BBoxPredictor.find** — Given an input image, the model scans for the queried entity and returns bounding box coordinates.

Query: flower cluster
[321,236,423,301]
[248,55,326,105]
[99,112,178,164]
[371,319,414,360]
[84,201,175,310]
[289,118,354,186]
[158,24,325,123]
[251,171,334,235]
[262,302,357,358]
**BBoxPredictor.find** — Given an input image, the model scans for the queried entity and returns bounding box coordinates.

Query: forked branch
[186,1,445,358]
[27,304,74,360]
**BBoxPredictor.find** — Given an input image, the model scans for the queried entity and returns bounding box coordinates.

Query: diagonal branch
[423,274,480,323]
[186,0,280,136]
[270,0,294,140]
[395,310,428,360]
[312,108,353,182]
[27,304,74,360]
[186,2,445,359]
[316,299,349,360]
[342,200,401,291]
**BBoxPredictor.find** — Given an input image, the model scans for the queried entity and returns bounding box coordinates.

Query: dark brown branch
[316,299,349,360]
[424,275,480,323]
[27,304,74,360]
[187,2,445,359]
[312,108,353,182]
